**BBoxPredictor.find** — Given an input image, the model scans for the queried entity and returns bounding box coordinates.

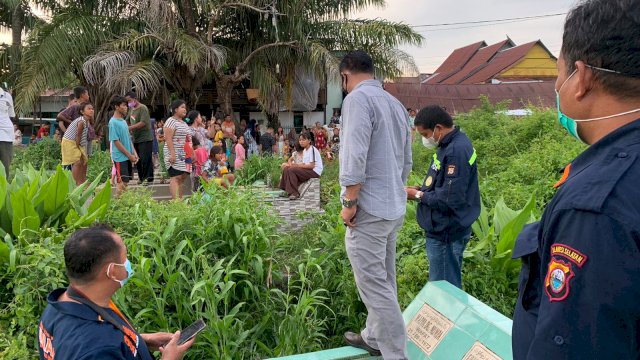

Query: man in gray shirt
[339,50,412,359]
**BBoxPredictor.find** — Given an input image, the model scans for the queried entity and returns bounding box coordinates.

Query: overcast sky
[352,0,576,73]
[2,0,576,73]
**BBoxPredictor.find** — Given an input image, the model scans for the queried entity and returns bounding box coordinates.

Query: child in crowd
[234,135,246,170]
[202,146,235,189]
[191,137,209,191]
[213,124,224,147]
[327,127,340,160]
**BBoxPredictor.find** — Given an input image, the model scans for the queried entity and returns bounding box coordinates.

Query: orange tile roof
[425,41,487,84]
[441,39,515,85]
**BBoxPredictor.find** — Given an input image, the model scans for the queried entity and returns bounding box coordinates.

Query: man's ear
[574,61,596,102]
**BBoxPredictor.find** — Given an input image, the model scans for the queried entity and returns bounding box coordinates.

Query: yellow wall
[500,44,558,77]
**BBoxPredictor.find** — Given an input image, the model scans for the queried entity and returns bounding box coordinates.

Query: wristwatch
[341,197,358,208]
[415,191,424,200]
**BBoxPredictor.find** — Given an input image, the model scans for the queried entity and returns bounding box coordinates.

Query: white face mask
[422,136,437,149]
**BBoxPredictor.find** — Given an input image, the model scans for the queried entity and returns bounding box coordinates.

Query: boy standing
[108,96,138,195]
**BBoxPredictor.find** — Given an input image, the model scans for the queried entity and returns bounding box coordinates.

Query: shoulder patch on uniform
[545,258,574,302]
[425,176,433,187]
[551,244,587,267]
[446,164,457,177]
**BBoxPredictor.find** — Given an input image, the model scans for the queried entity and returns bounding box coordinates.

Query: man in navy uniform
[512,0,640,358]
[38,225,195,360]
[405,105,480,289]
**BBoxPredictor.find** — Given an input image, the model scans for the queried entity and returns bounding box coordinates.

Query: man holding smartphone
[38,225,196,360]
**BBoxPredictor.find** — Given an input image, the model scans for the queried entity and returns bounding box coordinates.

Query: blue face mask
[108,259,134,287]
[556,65,640,144]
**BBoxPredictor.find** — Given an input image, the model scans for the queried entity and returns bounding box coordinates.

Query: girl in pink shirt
[234,135,246,170]
[192,137,209,191]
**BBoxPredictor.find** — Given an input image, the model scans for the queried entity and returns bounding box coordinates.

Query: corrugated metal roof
[384,81,556,114]
[461,41,541,84]
[425,41,487,84]
[441,39,515,85]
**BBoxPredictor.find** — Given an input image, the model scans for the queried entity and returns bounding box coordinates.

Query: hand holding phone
[178,319,206,345]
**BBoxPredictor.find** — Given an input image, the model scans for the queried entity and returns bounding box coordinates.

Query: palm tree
[82,0,226,111]
[0,0,58,87]
[207,0,423,126]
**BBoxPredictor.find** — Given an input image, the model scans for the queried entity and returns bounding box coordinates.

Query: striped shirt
[62,117,88,147]
[163,117,192,173]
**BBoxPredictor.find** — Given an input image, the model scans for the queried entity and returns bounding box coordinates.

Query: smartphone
[178,319,206,345]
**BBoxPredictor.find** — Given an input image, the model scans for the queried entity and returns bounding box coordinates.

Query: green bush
[87,150,113,183]
[234,155,283,187]
[10,138,61,175]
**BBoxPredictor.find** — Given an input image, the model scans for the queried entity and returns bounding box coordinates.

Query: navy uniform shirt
[417,127,481,240]
[39,288,153,360]
[512,119,640,359]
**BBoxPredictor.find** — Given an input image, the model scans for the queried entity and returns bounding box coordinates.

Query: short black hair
[110,95,127,110]
[125,91,137,99]
[73,86,87,99]
[210,145,223,159]
[171,99,186,114]
[562,0,640,98]
[191,136,200,147]
[415,105,453,129]
[68,93,75,101]
[64,224,120,284]
[339,50,374,75]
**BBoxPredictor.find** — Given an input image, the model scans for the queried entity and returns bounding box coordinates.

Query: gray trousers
[0,141,12,178]
[345,209,407,360]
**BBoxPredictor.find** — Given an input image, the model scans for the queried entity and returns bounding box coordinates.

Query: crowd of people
[3,87,341,200]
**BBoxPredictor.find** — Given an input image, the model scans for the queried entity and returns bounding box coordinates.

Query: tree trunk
[215,76,235,117]
[10,3,24,86]
[178,0,197,36]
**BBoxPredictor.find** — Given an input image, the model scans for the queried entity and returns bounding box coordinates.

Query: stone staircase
[261,178,323,230]
[125,169,192,201]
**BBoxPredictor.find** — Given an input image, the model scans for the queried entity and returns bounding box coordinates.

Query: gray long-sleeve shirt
[339,80,413,220]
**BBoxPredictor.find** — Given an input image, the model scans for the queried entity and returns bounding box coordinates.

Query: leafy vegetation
[0,103,589,359]
[234,155,283,187]
[10,138,61,175]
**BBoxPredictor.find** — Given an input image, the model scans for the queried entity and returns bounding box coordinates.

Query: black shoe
[344,331,381,356]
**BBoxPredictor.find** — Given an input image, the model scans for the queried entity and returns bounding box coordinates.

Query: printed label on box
[462,341,502,360]
[407,304,454,355]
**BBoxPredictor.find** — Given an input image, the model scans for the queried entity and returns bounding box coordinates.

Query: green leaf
[10,185,41,236]
[0,175,7,212]
[492,197,519,235]
[87,181,111,218]
[38,166,69,217]
[65,208,79,227]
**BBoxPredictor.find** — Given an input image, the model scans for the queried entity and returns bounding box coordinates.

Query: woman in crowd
[163,99,191,199]
[186,110,208,148]
[243,125,258,158]
[234,135,246,170]
[282,140,304,168]
[254,124,262,153]
[276,127,285,156]
[327,127,340,160]
[312,122,327,151]
[279,133,323,200]
[202,145,235,189]
[61,102,93,185]
[287,128,297,149]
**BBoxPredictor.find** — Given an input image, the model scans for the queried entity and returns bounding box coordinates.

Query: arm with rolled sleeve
[339,96,372,187]
[421,152,471,212]
[526,209,640,359]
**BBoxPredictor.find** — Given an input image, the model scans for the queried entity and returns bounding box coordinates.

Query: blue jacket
[38,288,153,360]
[512,119,640,359]
[417,128,481,240]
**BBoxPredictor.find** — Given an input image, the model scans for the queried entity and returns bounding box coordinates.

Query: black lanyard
[66,286,139,347]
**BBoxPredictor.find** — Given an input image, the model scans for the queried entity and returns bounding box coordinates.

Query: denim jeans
[426,230,471,289]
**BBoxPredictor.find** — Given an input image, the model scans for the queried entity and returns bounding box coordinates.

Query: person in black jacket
[405,105,480,288]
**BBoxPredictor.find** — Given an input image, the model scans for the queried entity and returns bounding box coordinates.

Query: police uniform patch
[545,259,574,302]
[425,176,433,187]
[446,164,457,176]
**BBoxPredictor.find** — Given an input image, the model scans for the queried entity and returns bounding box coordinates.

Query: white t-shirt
[302,146,323,176]
[0,89,16,143]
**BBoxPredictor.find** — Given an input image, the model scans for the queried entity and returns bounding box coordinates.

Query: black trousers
[134,141,154,183]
